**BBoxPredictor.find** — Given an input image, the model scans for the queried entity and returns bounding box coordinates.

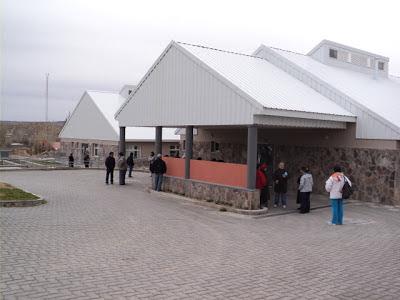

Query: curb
[0,197,47,207]
[148,189,269,216]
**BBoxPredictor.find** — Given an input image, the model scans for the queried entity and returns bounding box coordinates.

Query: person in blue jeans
[273,162,289,208]
[325,165,352,225]
[152,154,167,191]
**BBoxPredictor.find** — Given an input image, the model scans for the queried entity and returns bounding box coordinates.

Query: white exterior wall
[59,92,119,141]
[117,44,260,127]
[255,46,400,140]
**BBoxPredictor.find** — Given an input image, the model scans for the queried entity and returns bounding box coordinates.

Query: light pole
[45,73,49,122]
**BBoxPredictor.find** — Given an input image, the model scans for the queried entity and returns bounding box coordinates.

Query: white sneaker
[283,205,286,209]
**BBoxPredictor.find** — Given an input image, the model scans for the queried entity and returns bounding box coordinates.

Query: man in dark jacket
[83,152,90,168]
[152,154,167,191]
[105,152,115,184]
[273,161,289,208]
[68,153,74,167]
[127,152,135,178]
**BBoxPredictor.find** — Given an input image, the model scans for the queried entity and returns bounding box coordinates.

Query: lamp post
[45,73,49,122]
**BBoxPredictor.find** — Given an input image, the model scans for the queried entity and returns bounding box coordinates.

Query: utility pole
[45,73,49,122]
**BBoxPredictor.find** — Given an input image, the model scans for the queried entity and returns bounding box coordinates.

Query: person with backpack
[256,163,269,209]
[105,152,115,184]
[298,167,313,214]
[127,152,135,178]
[325,165,352,225]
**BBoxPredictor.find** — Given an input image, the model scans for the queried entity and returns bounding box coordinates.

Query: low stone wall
[163,176,260,210]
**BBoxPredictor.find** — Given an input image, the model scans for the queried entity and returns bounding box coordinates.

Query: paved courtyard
[1,170,400,299]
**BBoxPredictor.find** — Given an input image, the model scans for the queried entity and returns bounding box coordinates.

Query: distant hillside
[0,121,65,152]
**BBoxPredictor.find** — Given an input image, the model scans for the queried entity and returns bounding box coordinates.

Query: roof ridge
[87,90,118,94]
[269,46,305,56]
[177,41,267,60]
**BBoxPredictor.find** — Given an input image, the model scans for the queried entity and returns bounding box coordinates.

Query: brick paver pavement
[1,170,399,299]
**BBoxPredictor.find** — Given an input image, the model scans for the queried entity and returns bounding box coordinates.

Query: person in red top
[256,163,269,209]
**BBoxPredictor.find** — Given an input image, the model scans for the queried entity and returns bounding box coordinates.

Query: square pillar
[185,126,193,179]
[119,126,126,155]
[247,125,257,189]
[155,126,162,155]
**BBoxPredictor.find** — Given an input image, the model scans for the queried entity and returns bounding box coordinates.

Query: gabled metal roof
[269,47,400,133]
[177,42,354,120]
[59,90,179,142]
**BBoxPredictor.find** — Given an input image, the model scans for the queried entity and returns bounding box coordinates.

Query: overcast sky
[1,0,400,121]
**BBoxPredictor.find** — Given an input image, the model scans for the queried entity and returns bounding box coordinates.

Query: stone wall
[275,145,400,206]
[163,176,260,209]
[193,141,246,163]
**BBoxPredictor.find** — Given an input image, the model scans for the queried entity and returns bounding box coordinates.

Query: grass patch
[0,182,39,201]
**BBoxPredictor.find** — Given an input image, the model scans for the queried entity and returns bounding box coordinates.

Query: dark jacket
[84,154,90,163]
[127,155,134,167]
[152,158,167,174]
[105,156,116,170]
[68,155,74,162]
[273,168,289,193]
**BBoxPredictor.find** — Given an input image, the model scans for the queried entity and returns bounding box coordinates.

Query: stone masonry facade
[190,139,400,206]
[275,145,400,206]
[163,176,260,209]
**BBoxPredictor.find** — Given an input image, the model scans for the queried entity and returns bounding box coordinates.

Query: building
[59,85,180,166]
[116,40,400,208]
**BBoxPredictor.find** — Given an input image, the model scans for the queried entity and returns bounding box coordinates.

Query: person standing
[105,152,115,184]
[256,163,268,209]
[68,153,74,168]
[325,165,351,225]
[127,152,135,178]
[152,154,167,191]
[273,162,289,208]
[118,152,128,185]
[298,167,313,214]
[83,152,90,168]
[148,151,155,177]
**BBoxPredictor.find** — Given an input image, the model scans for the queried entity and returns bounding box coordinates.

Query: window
[378,61,385,70]
[169,145,180,157]
[126,145,141,159]
[329,48,338,59]
[81,143,89,156]
[92,143,100,156]
[211,141,220,153]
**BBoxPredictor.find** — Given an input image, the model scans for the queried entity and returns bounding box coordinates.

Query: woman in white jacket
[325,166,352,225]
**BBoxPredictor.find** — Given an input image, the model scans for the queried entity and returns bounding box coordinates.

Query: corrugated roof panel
[178,43,354,118]
[270,48,400,129]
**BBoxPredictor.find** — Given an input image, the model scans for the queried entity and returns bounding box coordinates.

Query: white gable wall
[254,45,400,140]
[117,43,261,127]
[59,92,119,141]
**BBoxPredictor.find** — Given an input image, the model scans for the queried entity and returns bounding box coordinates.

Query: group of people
[104,152,135,185]
[256,161,352,225]
[68,152,90,168]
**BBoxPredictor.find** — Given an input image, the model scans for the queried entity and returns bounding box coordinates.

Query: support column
[119,126,126,155]
[155,126,162,155]
[185,126,194,179]
[247,125,257,190]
